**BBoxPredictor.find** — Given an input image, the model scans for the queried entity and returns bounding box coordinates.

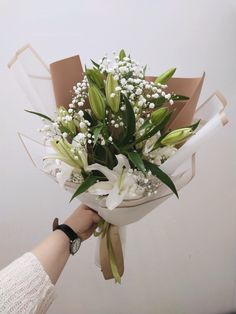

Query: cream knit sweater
[0,253,56,313]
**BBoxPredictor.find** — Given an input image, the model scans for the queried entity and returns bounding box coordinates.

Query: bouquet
[8,45,228,283]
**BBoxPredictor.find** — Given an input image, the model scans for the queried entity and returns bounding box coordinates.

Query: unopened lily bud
[86,68,104,90]
[151,107,169,125]
[88,85,106,120]
[161,127,193,146]
[50,139,83,168]
[119,49,126,60]
[155,68,176,85]
[105,73,120,113]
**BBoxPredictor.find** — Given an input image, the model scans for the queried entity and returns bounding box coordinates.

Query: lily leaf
[127,151,146,172]
[25,110,53,122]
[171,94,189,101]
[151,132,169,151]
[143,160,178,198]
[90,59,100,68]
[135,112,172,144]
[154,96,167,106]
[121,96,136,145]
[92,123,104,146]
[83,110,97,127]
[137,119,152,132]
[70,175,102,202]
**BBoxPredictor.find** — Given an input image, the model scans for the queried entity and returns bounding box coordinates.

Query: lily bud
[88,85,106,120]
[86,68,104,90]
[51,139,84,169]
[155,68,176,85]
[119,49,126,60]
[105,73,121,113]
[151,107,169,125]
[161,127,193,146]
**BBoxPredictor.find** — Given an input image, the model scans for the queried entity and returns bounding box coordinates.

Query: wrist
[64,209,82,236]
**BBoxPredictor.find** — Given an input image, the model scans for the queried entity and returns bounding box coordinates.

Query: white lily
[43,146,75,188]
[43,158,74,188]
[142,133,177,165]
[55,161,74,187]
[86,154,136,210]
[150,146,177,166]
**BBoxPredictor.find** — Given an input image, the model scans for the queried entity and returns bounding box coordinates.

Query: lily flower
[43,137,88,188]
[86,154,136,210]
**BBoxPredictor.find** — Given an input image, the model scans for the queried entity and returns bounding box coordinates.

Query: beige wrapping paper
[49,55,205,281]
[100,226,124,279]
[50,55,84,107]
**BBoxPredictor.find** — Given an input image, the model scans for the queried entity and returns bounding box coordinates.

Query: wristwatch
[52,218,82,255]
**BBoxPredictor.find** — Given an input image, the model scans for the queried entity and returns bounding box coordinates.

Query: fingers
[79,203,101,224]
[80,224,97,241]
[92,213,101,224]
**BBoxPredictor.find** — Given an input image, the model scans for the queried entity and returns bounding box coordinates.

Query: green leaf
[70,175,101,202]
[171,94,189,101]
[90,59,100,68]
[143,160,178,198]
[83,110,96,126]
[92,123,104,146]
[94,144,107,165]
[121,96,136,145]
[143,64,147,76]
[135,112,172,144]
[154,96,167,106]
[127,151,146,172]
[151,132,169,151]
[25,110,53,122]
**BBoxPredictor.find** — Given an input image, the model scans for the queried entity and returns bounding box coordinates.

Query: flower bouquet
[8,45,228,283]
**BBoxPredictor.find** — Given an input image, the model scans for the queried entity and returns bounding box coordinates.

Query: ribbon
[94,220,124,283]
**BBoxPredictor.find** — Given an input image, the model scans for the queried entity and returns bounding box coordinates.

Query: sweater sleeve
[0,252,56,313]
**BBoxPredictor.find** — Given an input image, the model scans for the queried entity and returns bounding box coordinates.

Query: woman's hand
[64,204,101,241]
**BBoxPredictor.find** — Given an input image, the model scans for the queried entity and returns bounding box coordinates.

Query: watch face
[70,238,81,255]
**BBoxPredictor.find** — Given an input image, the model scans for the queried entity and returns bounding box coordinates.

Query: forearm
[32,230,70,285]
[32,205,100,285]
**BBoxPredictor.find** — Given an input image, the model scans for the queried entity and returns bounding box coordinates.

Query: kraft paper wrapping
[50,55,84,107]
[49,53,205,131]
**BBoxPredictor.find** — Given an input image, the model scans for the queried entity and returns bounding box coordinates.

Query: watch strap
[52,217,78,241]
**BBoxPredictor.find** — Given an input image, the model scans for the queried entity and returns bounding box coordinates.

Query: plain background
[0,0,236,313]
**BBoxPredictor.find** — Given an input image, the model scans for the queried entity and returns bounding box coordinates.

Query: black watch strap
[52,218,78,241]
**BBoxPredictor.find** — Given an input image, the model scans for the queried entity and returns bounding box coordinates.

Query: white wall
[0,0,236,313]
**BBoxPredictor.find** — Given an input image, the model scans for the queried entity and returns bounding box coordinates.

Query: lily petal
[86,163,117,182]
[106,183,127,210]
[88,181,113,195]
[56,162,74,188]
[113,154,130,173]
